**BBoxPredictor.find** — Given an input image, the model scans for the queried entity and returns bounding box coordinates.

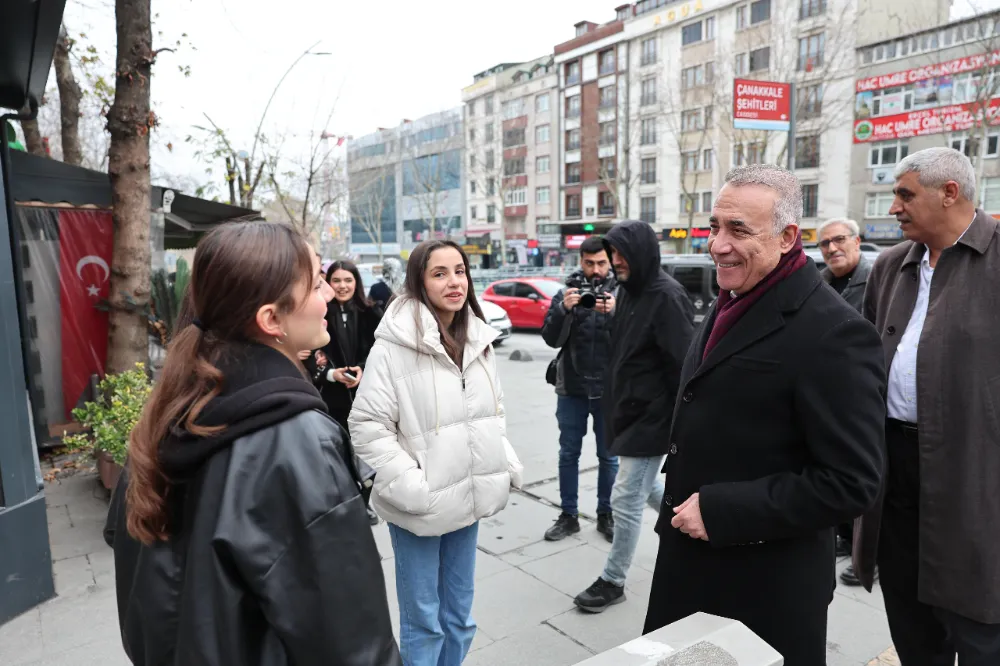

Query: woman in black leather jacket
[104,222,400,666]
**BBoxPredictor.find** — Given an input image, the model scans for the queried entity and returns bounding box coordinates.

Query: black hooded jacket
[104,343,400,666]
[602,221,696,457]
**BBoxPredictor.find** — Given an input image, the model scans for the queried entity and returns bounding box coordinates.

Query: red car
[481,278,563,330]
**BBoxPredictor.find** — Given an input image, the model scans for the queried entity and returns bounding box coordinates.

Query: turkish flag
[59,210,114,420]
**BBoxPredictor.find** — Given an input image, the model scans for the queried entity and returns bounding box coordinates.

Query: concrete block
[507,349,533,362]
[464,623,594,666]
[472,568,574,640]
[573,612,783,666]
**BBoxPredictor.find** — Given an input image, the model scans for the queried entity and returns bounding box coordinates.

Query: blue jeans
[388,522,479,666]
[556,395,618,515]
[602,455,664,586]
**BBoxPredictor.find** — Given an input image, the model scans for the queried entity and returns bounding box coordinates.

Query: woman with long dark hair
[310,260,383,433]
[350,240,523,666]
[104,222,400,665]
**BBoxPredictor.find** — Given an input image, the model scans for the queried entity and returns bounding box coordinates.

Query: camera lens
[579,292,597,309]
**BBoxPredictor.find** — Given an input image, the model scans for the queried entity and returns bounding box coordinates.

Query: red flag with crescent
[59,209,114,420]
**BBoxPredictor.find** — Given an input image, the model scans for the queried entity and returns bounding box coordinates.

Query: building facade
[850,11,1000,243]
[462,57,559,267]
[346,108,464,262]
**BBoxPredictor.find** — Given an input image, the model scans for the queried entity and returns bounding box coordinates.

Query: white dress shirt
[886,218,974,423]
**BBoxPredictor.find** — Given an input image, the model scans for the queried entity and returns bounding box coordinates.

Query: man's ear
[780,224,800,253]
[941,181,961,208]
[255,303,284,340]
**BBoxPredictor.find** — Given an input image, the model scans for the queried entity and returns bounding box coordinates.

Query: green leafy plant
[63,363,152,466]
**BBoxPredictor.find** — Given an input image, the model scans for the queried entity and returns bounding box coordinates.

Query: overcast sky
[58,0,1000,193]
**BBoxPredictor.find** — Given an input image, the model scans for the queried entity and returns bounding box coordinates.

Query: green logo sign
[854,120,874,142]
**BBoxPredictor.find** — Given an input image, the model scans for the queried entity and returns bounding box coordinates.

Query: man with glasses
[818,218,871,312]
[817,218,874,587]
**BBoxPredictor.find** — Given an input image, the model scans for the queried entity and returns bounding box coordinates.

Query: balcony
[599,205,615,217]
[566,208,582,219]
[566,73,581,85]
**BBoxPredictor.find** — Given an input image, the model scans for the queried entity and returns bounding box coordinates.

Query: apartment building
[346,108,464,262]
[552,0,945,255]
[462,56,558,267]
[850,11,1000,244]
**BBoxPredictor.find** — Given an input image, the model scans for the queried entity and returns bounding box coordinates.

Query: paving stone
[826,583,893,666]
[51,555,95,597]
[38,585,120,660]
[475,549,513,581]
[478,493,564,555]
[463,623,594,666]
[499,533,589,568]
[47,524,110,563]
[519,542,641,599]
[371,520,393,560]
[0,608,43,665]
[547,577,653,655]
[528,470,605,519]
[472,568,575,640]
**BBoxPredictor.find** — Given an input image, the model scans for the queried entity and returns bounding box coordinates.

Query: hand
[670,492,708,541]
[296,349,313,361]
[562,288,581,311]
[314,350,329,368]
[596,295,616,314]
[333,366,362,389]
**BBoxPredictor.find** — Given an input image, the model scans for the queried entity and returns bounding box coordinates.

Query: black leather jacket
[104,345,400,665]
[541,270,616,399]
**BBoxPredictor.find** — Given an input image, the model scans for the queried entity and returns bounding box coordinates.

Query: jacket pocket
[729,355,781,372]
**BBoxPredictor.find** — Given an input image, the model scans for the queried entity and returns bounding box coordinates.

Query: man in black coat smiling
[573,220,695,613]
[643,164,886,665]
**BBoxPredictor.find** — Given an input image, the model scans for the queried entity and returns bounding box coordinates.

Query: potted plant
[64,363,153,490]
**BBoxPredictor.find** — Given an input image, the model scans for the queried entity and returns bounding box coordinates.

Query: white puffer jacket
[349,298,524,537]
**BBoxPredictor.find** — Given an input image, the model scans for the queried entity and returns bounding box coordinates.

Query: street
[0,331,898,665]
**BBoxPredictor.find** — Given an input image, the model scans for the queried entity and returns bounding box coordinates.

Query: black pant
[879,420,1000,666]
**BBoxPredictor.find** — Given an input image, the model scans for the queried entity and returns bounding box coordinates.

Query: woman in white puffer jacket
[349,240,523,666]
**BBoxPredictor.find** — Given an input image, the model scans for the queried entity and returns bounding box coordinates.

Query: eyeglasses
[819,235,855,249]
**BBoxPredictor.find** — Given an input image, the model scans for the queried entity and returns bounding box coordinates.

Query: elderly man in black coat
[643,164,886,665]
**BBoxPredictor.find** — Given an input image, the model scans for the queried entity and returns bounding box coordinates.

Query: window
[492,281,515,296]
[536,93,550,113]
[503,128,526,147]
[868,140,909,167]
[702,192,713,212]
[504,158,525,176]
[682,151,699,172]
[566,194,582,217]
[641,37,658,65]
[536,187,550,205]
[865,192,895,218]
[470,154,476,169]
[469,129,475,142]
[470,205,477,219]
[485,94,495,114]
[981,177,1000,211]
[733,142,765,166]
[566,129,581,150]
[705,62,715,84]
[599,191,615,216]
[795,135,820,168]
[641,118,657,145]
[536,124,550,144]
[703,149,714,171]
[750,46,770,72]
[706,17,716,39]
[736,5,748,29]
[797,84,823,119]
[487,177,496,195]
[485,122,494,142]
[468,101,476,117]
[514,283,540,299]
[798,33,825,71]
[750,0,771,23]
[470,181,477,195]
[536,156,550,173]
[599,49,616,75]
[566,163,581,184]
[566,95,581,118]
[487,204,496,223]
[641,78,657,106]
[950,133,990,158]
[600,157,616,178]
[682,21,703,46]
[681,109,702,132]
[735,53,748,76]
[680,193,696,214]
[801,184,819,217]
[565,60,581,85]
[505,187,527,206]
[600,85,617,108]
[800,0,825,18]
[640,196,656,224]
[600,121,616,146]
[486,150,495,169]
[502,98,525,120]
[682,65,704,89]
[641,157,657,184]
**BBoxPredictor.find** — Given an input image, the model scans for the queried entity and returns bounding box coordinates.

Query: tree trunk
[105,0,153,376]
[55,25,83,166]
[20,117,46,156]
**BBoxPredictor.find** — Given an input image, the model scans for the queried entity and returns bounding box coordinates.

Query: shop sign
[801,229,817,242]
[856,50,1000,93]
[865,222,903,240]
[853,98,1000,143]
[652,0,703,25]
[538,233,562,249]
[462,244,490,255]
[565,234,591,250]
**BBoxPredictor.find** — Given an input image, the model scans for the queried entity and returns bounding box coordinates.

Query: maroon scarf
[702,236,807,360]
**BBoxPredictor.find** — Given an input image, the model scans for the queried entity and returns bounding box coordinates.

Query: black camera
[566,276,610,309]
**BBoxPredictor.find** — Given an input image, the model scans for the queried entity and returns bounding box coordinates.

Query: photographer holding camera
[541,237,620,543]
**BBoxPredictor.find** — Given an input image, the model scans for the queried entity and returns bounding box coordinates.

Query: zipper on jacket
[462,376,466,391]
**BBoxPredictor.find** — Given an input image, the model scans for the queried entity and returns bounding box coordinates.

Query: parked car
[480,299,513,345]
[661,255,718,323]
[481,278,562,330]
